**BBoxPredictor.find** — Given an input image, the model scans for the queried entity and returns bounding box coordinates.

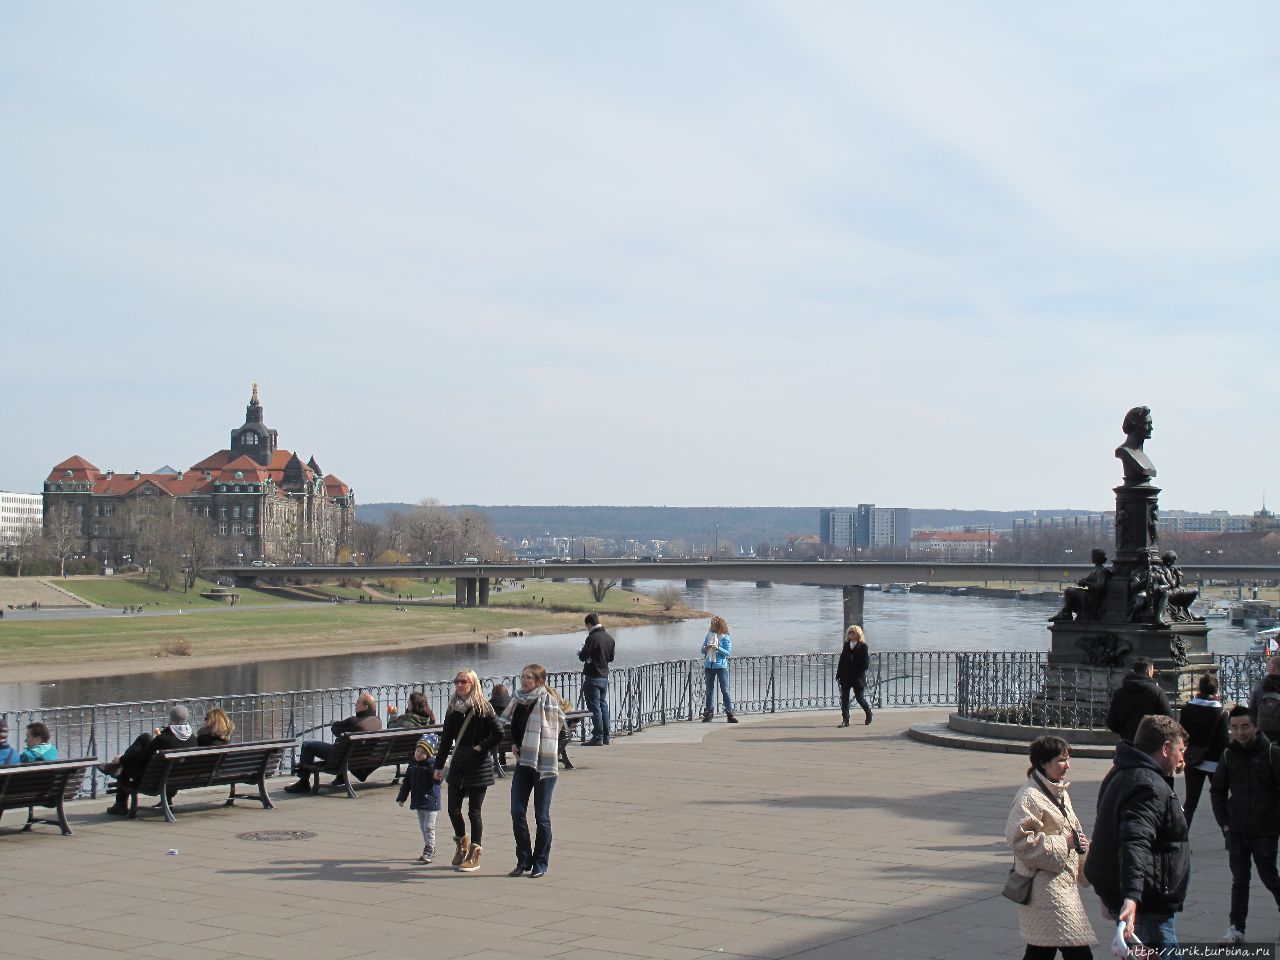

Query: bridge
[210,559,1280,629]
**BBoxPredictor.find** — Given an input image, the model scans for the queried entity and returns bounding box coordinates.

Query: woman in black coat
[434,669,502,873]
[836,625,873,727]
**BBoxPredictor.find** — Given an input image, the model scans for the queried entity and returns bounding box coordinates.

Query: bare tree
[11,518,42,577]
[654,585,682,611]
[44,502,83,578]
[353,520,388,564]
[407,499,457,565]
[181,507,213,591]
[588,578,619,603]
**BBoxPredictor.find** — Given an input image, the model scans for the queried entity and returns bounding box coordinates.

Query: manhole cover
[237,830,316,842]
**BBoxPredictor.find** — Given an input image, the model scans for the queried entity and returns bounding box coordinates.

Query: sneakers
[451,835,469,867]
[458,843,482,872]
[726,714,738,723]
[584,738,604,747]
[701,714,713,723]
[1222,925,1245,944]
[418,845,434,864]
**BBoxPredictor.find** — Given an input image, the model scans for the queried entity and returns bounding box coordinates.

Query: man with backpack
[1251,656,1280,739]
[1210,704,1280,944]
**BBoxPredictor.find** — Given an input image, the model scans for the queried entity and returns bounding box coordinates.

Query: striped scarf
[506,687,565,779]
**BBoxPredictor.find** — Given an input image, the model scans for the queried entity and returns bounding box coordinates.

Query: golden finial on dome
[250,382,260,405]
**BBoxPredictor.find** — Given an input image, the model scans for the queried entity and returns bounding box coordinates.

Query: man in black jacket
[285,692,382,793]
[1210,705,1280,944]
[106,704,197,815]
[1106,658,1174,743]
[578,613,615,746]
[1250,656,1280,739]
[1084,714,1190,950]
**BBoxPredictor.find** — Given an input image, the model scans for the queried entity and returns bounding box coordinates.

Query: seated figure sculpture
[1050,548,1111,623]
[1161,551,1200,623]
[1128,549,1173,625]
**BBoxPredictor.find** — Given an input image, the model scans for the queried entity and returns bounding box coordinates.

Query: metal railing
[4,650,1266,797]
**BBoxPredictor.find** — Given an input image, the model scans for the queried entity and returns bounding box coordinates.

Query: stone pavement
[0,709,1249,960]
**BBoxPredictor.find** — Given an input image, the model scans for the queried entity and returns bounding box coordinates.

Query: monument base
[1048,618,1211,704]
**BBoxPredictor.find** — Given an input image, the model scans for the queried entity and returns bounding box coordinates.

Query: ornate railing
[4,651,1266,796]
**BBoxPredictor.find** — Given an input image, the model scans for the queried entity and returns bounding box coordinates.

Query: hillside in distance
[357,504,1099,546]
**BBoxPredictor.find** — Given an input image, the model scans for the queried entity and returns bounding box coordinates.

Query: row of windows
[218,524,257,537]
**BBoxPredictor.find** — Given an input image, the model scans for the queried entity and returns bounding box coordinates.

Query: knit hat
[169,705,190,725]
[416,737,434,755]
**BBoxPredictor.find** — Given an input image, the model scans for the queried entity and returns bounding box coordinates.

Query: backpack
[1258,690,1280,734]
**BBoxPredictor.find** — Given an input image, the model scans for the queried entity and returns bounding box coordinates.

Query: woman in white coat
[1005,735,1097,960]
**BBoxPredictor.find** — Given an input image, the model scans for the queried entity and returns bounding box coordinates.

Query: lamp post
[713,523,719,561]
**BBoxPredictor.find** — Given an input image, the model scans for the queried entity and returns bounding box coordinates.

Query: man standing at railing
[1105,658,1173,743]
[578,613,615,746]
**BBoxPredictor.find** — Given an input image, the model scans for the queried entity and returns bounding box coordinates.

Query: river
[2,581,1257,709]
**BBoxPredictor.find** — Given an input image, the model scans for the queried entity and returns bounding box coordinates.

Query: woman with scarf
[504,663,567,878]
[1005,735,1096,960]
[433,669,502,872]
[701,616,737,723]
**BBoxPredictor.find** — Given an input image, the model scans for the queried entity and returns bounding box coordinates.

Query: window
[246,525,256,538]
[219,523,227,536]
[220,507,227,519]
[231,523,240,536]
[104,504,113,516]
[243,433,258,445]
[234,471,244,481]
[203,506,211,518]
[76,505,83,516]
[92,523,99,535]
[246,506,254,519]
[233,506,240,518]
[94,504,101,517]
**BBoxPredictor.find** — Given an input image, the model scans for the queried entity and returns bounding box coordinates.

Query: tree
[180,507,212,591]
[11,518,42,577]
[44,502,82,578]
[588,578,619,603]
[407,499,457,565]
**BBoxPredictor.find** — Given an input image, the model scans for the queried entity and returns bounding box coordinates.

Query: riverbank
[0,581,703,684]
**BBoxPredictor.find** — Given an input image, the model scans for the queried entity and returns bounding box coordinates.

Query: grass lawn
[0,603,585,670]
[486,578,672,615]
[57,576,294,609]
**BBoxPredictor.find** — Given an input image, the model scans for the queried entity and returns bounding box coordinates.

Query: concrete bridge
[211,559,1280,629]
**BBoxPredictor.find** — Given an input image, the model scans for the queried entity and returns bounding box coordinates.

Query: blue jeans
[583,675,610,741]
[1134,912,1177,951]
[1228,832,1280,931]
[510,764,556,871]
[704,666,733,716]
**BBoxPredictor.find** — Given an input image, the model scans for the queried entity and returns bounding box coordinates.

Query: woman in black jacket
[1179,672,1228,825]
[196,707,235,747]
[836,625,873,727]
[434,669,502,873]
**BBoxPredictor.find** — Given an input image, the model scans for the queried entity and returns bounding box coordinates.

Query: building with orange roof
[42,384,354,566]
[910,529,1002,561]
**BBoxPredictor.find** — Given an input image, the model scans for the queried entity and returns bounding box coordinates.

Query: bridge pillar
[466,578,478,607]
[842,585,866,632]
[620,578,636,589]
[756,581,772,588]
[685,579,706,589]
[478,577,490,606]
[455,578,467,607]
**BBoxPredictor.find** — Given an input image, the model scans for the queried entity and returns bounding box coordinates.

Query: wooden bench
[493,709,592,777]
[126,739,293,822]
[299,727,439,798]
[0,759,98,836]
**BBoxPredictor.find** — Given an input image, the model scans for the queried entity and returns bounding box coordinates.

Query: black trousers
[1021,946,1093,959]
[1183,766,1210,825]
[839,682,872,723]
[447,783,488,845]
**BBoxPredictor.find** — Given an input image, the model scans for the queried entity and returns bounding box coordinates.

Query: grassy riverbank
[0,577,699,682]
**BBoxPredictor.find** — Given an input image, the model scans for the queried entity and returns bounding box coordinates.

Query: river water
[3,581,1256,709]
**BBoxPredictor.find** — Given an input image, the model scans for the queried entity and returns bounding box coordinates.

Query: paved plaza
[0,709,1251,960]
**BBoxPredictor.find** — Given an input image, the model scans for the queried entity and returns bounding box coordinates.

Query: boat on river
[883,583,911,594]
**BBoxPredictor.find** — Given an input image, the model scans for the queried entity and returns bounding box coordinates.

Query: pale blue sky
[2,3,1276,512]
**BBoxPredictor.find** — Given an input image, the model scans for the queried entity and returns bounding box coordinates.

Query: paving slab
[0,708,1250,958]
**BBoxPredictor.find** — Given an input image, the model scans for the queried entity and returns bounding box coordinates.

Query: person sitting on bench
[106,706,195,815]
[285,692,382,793]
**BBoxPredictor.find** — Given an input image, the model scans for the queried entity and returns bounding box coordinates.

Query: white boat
[1248,627,1280,658]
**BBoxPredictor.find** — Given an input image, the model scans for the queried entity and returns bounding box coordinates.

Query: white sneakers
[1221,925,1245,944]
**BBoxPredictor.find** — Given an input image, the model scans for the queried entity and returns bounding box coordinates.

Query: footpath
[0,710,1240,960]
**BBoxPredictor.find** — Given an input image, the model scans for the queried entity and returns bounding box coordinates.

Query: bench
[299,727,439,798]
[126,739,293,822]
[0,759,98,836]
[493,709,592,778]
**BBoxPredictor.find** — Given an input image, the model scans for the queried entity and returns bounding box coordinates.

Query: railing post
[769,656,777,714]
[660,663,667,725]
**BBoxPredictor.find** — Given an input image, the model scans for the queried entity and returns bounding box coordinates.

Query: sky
[2,3,1276,513]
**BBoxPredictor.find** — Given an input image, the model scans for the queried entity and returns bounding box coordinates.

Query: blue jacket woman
[701,616,737,723]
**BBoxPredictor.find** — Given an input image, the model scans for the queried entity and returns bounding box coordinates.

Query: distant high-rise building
[820,504,911,550]
[0,491,42,560]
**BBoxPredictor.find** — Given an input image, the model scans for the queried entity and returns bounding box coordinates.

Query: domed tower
[229,382,278,466]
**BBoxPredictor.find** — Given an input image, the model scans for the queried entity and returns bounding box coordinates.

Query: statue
[1161,551,1201,623]
[1128,548,1172,625]
[1116,406,1157,486]
[1049,548,1111,623]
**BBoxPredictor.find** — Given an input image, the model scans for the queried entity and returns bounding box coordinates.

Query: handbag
[1001,866,1035,904]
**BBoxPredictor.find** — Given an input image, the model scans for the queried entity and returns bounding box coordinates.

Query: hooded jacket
[1106,674,1174,743]
[1179,698,1228,771]
[578,624,616,678]
[1210,730,1280,839]
[1084,740,1190,916]
[19,741,59,763]
[0,740,19,766]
